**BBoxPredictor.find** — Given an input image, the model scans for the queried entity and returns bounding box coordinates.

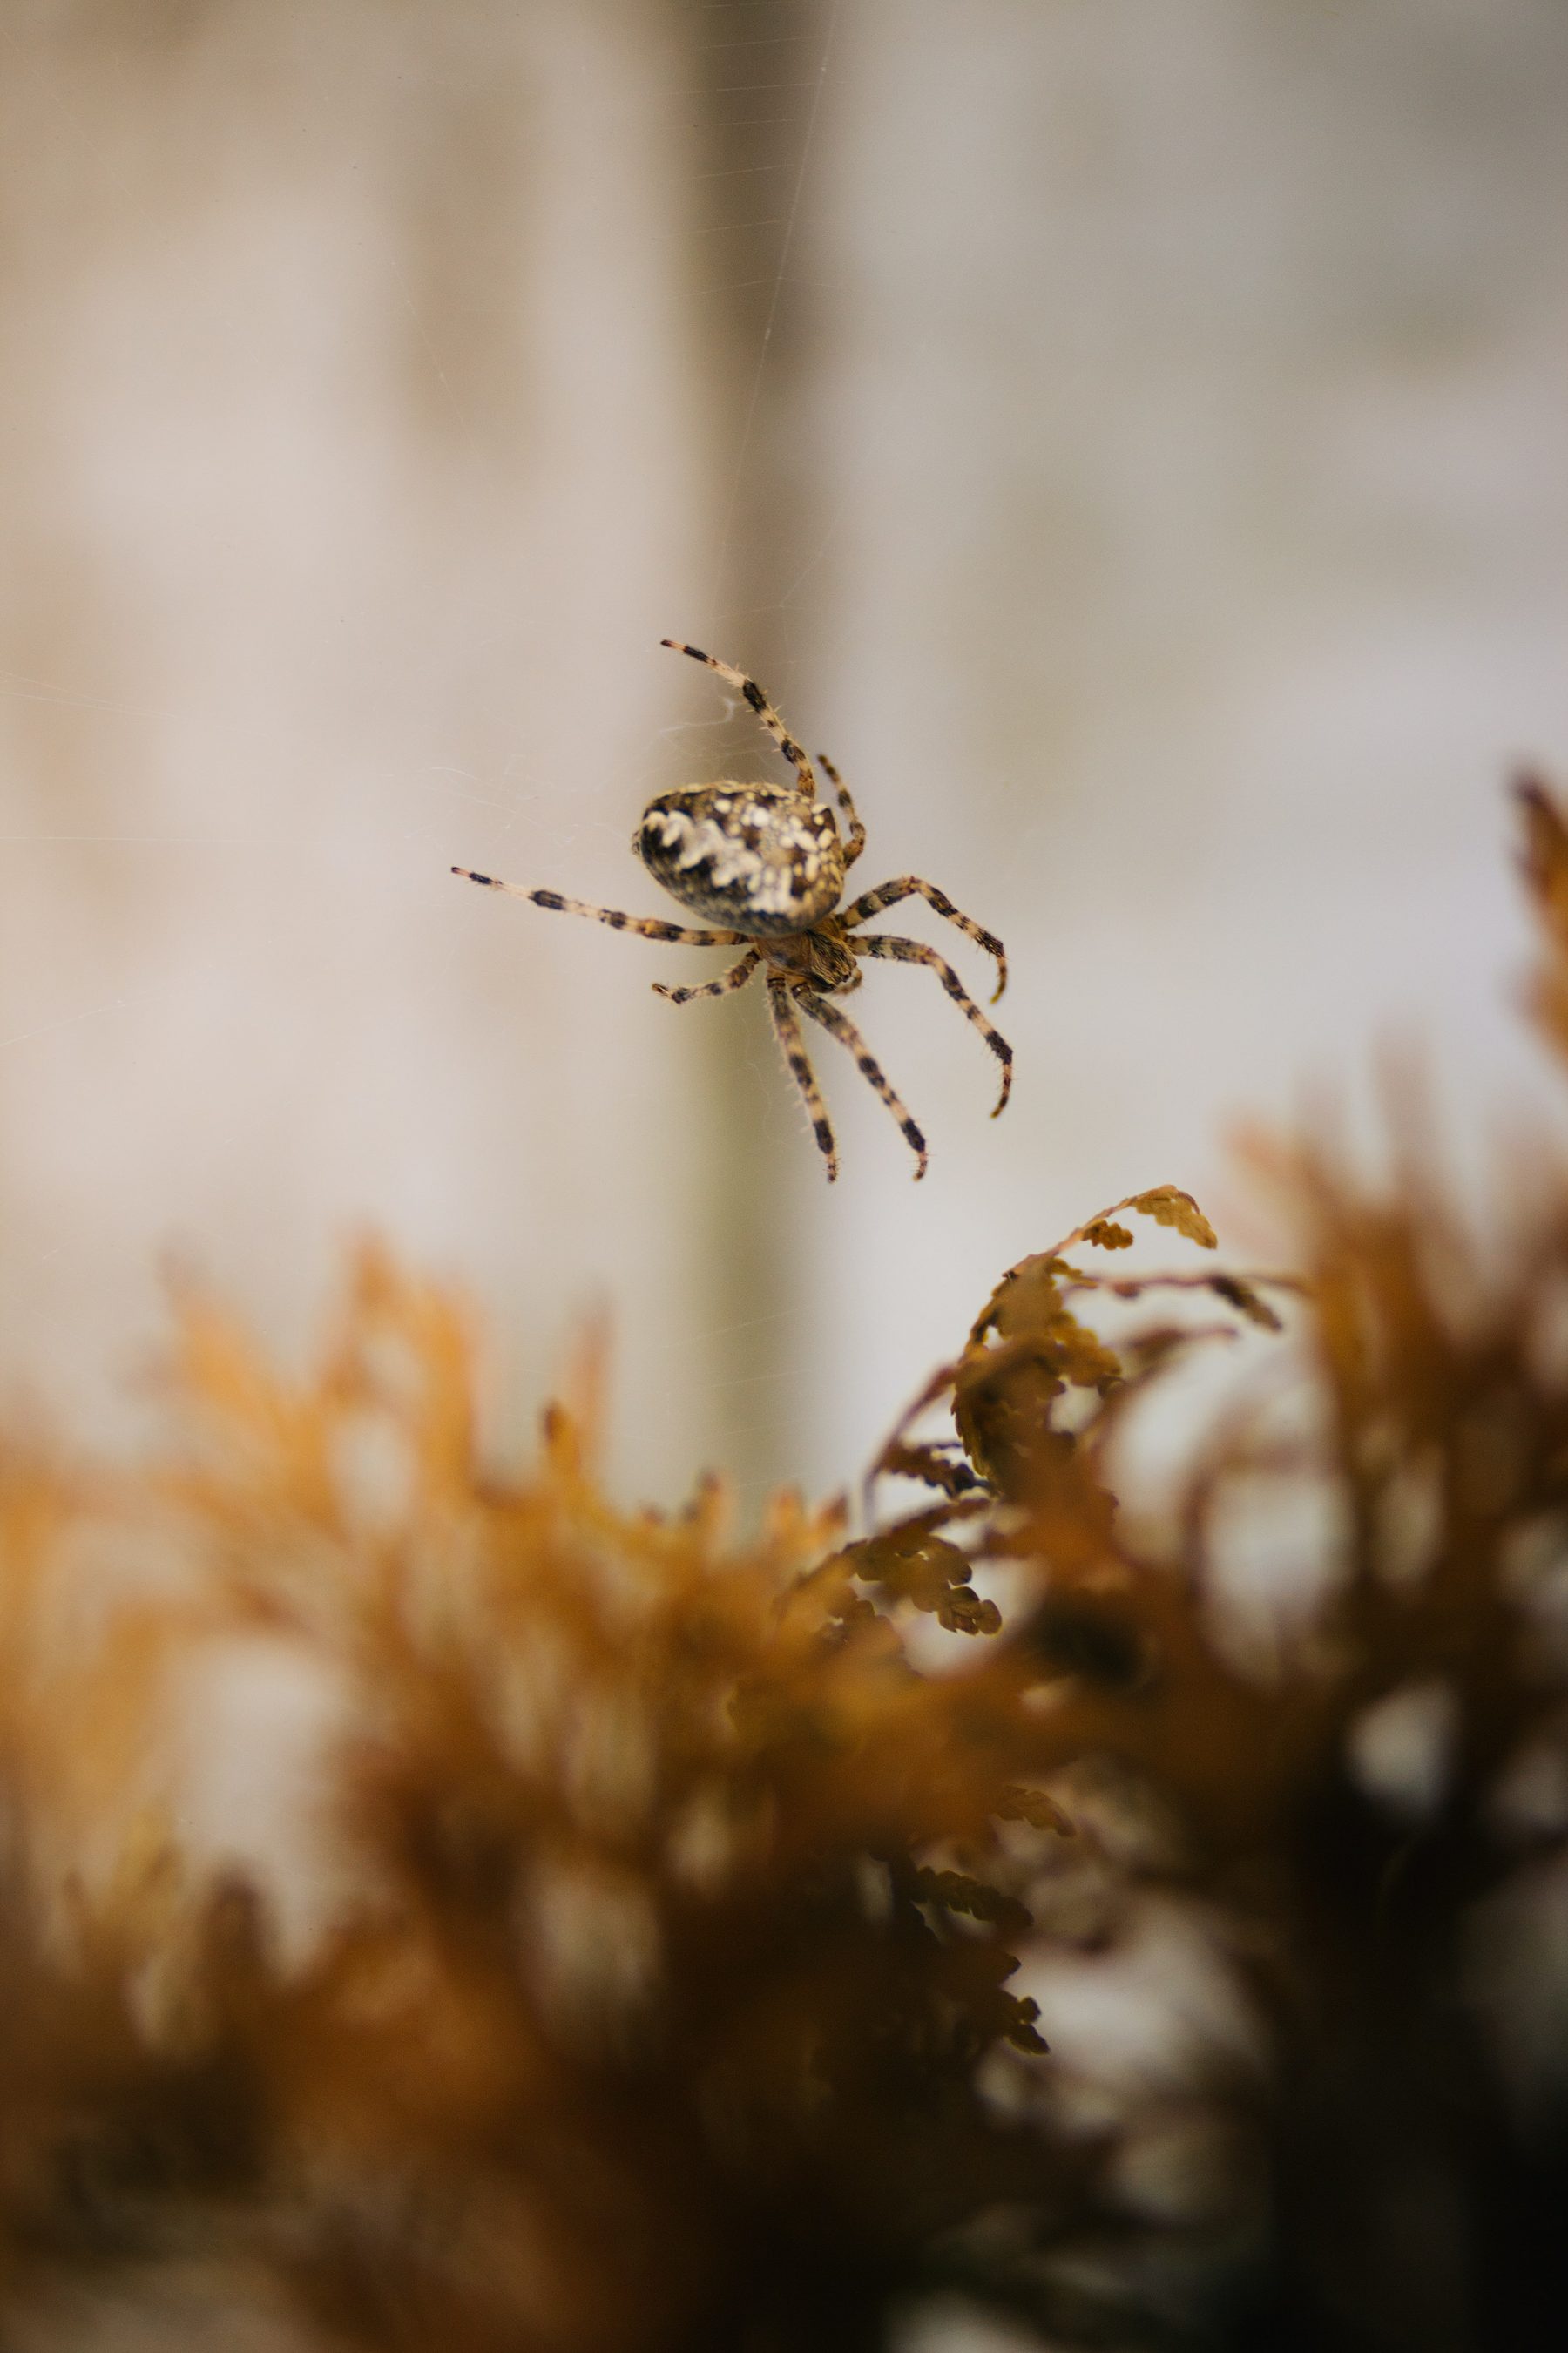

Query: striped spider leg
[852,933,1012,1116]
[653,950,763,1006]
[818,753,866,869]
[660,639,819,796]
[451,868,746,951]
[767,974,839,1180]
[842,876,1007,1001]
[795,985,929,1180]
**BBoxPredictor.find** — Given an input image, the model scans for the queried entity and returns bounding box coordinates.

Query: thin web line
[691,160,798,179]
[676,79,817,95]
[0,983,168,1055]
[709,0,843,626]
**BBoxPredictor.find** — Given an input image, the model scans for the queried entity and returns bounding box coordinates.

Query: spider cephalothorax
[454,640,1011,1181]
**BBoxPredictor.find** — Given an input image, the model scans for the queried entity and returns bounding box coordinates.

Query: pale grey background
[2,0,1565,1515]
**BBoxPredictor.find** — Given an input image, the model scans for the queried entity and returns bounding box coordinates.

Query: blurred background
[2,0,1566,1512]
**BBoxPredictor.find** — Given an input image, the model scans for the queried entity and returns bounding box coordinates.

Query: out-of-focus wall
[1,1,1566,1510]
[0,0,733,1498]
[801,0,1568,1488]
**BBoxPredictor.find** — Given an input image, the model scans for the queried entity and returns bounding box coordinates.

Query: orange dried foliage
[0,1255,1079,2352]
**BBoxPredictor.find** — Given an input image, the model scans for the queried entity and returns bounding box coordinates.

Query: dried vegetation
[3,787,1568,2349]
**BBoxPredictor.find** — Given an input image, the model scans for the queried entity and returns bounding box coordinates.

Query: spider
[453,640,1011,1181]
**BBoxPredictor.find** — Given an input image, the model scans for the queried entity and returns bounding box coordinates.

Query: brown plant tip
[1514,769,1568,1067]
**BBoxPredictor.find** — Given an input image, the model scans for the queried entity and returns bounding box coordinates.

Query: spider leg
[853,932,1012,1116]
[840,876,1007,1002]
[452,868,744,948]
[767,975,838,1181]
[659,639,819,799]
[653,949,762,1006]
[794,986,929,1180]
[817,753,866,869]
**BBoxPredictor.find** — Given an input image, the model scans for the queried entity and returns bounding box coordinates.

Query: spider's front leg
[452,868,745,949]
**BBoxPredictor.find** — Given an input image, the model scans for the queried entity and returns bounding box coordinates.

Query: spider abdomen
[635,784,845,934]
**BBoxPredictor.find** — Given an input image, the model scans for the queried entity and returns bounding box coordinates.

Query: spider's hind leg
[767,975,838,1181]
